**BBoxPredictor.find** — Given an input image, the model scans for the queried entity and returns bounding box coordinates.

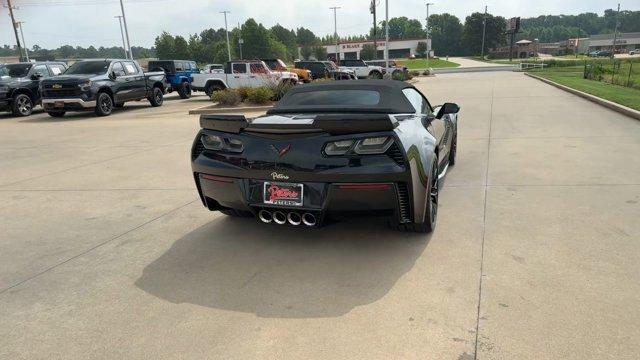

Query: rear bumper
[194,173,412,224]
[42,98,96,111]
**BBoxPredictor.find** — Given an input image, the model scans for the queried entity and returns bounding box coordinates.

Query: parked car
[191,60,298,96]
[630,49,637,55]
[294,60,356,80]
[190,80,460,233]
[0,61,67,116]
[589,50,612,57]
[261,59,312,83]
[148,60,199,99]
[40,59,166,117]
[338,59,385,79]
[202,64,224,74]
[366,60,409,80]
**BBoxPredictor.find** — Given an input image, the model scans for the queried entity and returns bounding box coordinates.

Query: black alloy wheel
[12,94,33,117]
[94,92,113,116]
[177,82,191,99]
[149,87,163,107]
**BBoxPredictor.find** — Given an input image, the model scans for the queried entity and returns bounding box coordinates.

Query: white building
[299,38,431,60]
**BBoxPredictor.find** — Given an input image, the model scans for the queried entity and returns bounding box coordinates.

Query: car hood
[41,75,94,84]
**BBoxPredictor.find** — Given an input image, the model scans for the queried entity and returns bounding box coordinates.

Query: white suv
[338,59,385,79]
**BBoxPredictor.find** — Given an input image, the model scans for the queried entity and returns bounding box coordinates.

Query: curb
[525,72,640,120]
[188,104,273,115]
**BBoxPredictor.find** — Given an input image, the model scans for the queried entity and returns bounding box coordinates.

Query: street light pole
[115,16,127,59]
[16,21,29,62]
[370,0,377,59]
[4,0,23,61]
[221,11,231,61]
[330,7,340,62]
[611,3,620,59]
[425,3,433,68]
[481,5,487,59]
[119,0,132,59]
[384,0,389,68]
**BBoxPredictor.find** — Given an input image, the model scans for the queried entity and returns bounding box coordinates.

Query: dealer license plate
[263,182,304,207]
[54,101,64,108]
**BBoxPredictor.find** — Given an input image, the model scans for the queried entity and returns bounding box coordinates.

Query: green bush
[246,86,275,104]
[211,89,241,106]
[236,86,251,102]
[409,70,421,77]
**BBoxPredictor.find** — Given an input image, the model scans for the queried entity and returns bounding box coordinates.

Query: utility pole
[425,3,433,68]
[115,16,127,58]
[481,5,487,59]
[4,0,23,61]
[370,0,377,59]
[119,0,132,59]
[384,0,389,68]
[15,21,29,62]
[221,11,231,61]
[330,7,340,62]
[611,3,620,59]
[238,22,243,60]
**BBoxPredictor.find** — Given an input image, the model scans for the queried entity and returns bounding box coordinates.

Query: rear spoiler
[199,114,396,135]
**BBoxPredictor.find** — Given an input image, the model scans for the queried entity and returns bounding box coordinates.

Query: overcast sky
[1,0,636,49]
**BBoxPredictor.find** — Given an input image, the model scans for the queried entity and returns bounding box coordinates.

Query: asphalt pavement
[1,73,639,359]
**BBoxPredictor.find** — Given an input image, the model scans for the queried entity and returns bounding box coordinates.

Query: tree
[373,17,426,40]
[300,45,312,60]
[462,12,506,55]
[155,31,175,60]
[360,44,376,60]
[429,13,463,56]
[312,45,327,60]
[296,27,318,46]
[173,36,189,59]
[416,42,427,57]
[270,24,297,60]
[240,19,272,59]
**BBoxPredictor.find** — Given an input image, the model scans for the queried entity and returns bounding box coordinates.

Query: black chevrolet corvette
[191,80,460,232]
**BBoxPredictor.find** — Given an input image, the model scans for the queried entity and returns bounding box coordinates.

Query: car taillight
[201,134,244,153]
[324,136,394,156]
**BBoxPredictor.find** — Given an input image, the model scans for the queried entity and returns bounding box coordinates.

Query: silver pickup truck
[191,60,298,96]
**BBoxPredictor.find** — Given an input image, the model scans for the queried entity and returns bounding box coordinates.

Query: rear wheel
[94,92,113,116]
[47,111,66,117]
[219,208,253,218]
[148,87,163,107]
[12,94,33,117]
[177,82,191,99]
[390,158,439,233]
[205,83,222,97]
[368,71,383,79]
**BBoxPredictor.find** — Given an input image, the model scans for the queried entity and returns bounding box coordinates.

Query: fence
[583,59,639,89]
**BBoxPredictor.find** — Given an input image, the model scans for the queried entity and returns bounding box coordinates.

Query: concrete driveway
[1,73,639,359]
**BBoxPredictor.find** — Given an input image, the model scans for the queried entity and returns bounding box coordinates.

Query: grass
[529,65,640,111]
[395,58,460,69]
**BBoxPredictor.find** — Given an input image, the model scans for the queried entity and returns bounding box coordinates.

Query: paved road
[1,73,639,359]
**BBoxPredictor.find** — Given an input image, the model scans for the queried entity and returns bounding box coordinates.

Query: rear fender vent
[396,183,411,223]
[386,142,406,167]
[191,137,205,160]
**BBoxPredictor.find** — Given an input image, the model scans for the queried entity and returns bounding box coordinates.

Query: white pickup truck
[191,60,298,96]
[338,59,385,79]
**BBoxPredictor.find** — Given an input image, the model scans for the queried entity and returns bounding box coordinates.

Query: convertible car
[190,80,460,232]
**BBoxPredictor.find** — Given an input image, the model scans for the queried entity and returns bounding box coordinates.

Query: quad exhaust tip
[302,213,317,227]
[258,210,273,223]
[287,212,302,226]
[273,211,287,225]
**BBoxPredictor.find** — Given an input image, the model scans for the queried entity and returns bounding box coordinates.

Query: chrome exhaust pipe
[287,212,302,226]
[273,211,287,225]
[302,213,317,227]
[258,210,273,223]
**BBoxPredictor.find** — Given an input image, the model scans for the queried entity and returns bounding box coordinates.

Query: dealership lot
[1,72,639,359]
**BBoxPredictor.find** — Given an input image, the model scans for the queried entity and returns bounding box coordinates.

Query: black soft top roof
[268,79,416,114]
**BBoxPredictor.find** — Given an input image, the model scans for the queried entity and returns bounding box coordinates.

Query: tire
[449,131,457,166]
[12,94,33,117]
[47,111,66,117]
[94,92,113,116]
[114,102,125,108]
[148,87,163,107]
[204,83,222,97]
[390,158,439,233]
[177,82,191,99]
[368,71,383,79]
[219,208,253,218]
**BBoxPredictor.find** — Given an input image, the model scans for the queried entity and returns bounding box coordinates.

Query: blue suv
[148,60,199,99]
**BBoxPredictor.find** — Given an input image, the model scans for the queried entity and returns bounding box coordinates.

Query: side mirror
[436,102,460,119]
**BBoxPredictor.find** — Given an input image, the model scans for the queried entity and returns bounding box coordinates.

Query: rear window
[285,90,380,106]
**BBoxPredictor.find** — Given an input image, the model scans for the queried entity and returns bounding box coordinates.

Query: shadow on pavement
[136,216,430,318]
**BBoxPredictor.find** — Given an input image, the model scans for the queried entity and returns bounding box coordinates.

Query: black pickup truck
[40,59,167,117]
[0,62,67,116]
